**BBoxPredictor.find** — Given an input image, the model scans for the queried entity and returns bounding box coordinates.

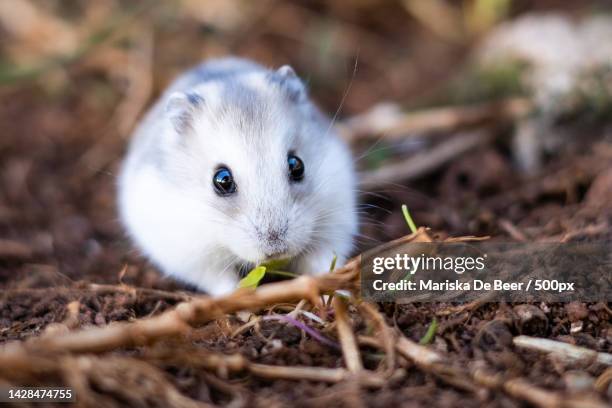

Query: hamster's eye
[213,167,237,196]
[288,154,305,182]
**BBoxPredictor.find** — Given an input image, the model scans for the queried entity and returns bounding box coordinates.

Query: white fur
[118,58,357,295]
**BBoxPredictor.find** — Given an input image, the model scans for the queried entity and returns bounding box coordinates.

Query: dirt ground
[1,1,611,407]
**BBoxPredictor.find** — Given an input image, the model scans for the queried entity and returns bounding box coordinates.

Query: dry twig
[513,336,612,366]
[340,97,531,142]
[471,366,609,408]
[0,238,33,260]
[359,130,491,189]
[333,296,363,373]
[358,302,396,375]
[249,364,384,387]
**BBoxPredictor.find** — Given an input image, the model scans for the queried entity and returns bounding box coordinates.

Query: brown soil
[1,2,611,407]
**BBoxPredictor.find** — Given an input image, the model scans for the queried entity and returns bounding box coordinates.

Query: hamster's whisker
[324,52,359,140]
[356,202,391,212]
[216,253,240,278]
[351,135,393,164]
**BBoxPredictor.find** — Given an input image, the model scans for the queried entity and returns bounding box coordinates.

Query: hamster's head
[159,65,356,267]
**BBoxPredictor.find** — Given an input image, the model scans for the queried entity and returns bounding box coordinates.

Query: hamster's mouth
[236,256,296,279]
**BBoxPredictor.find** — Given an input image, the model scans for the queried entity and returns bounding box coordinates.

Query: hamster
[117,58,358,295]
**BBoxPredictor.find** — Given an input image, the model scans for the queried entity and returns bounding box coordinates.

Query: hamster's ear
[165,91,204,133]
[272,65,307,103]
[277,65,297,78]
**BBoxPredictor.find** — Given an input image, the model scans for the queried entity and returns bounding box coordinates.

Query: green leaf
[419,318,439,345]
[238,266,267,289]
[401,204,418,234]
[260,258,291,271]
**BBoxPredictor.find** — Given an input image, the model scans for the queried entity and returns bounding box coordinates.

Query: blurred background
[1,0,611,288]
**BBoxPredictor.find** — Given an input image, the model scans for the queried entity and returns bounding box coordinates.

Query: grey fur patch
[217,81,270,137]
[186,92,204,106]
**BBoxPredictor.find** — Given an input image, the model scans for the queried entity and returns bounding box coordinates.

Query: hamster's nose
[267,230,281,242]
[262,227,289,259]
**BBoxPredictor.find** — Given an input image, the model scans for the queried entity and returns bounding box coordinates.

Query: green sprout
[401,204,418,234]
[400,204,419,282]
[266,270,299,278]
[329,253,338,272]
[419,318,439,345]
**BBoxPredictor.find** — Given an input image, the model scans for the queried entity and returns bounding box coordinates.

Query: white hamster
[118,58,357,295]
